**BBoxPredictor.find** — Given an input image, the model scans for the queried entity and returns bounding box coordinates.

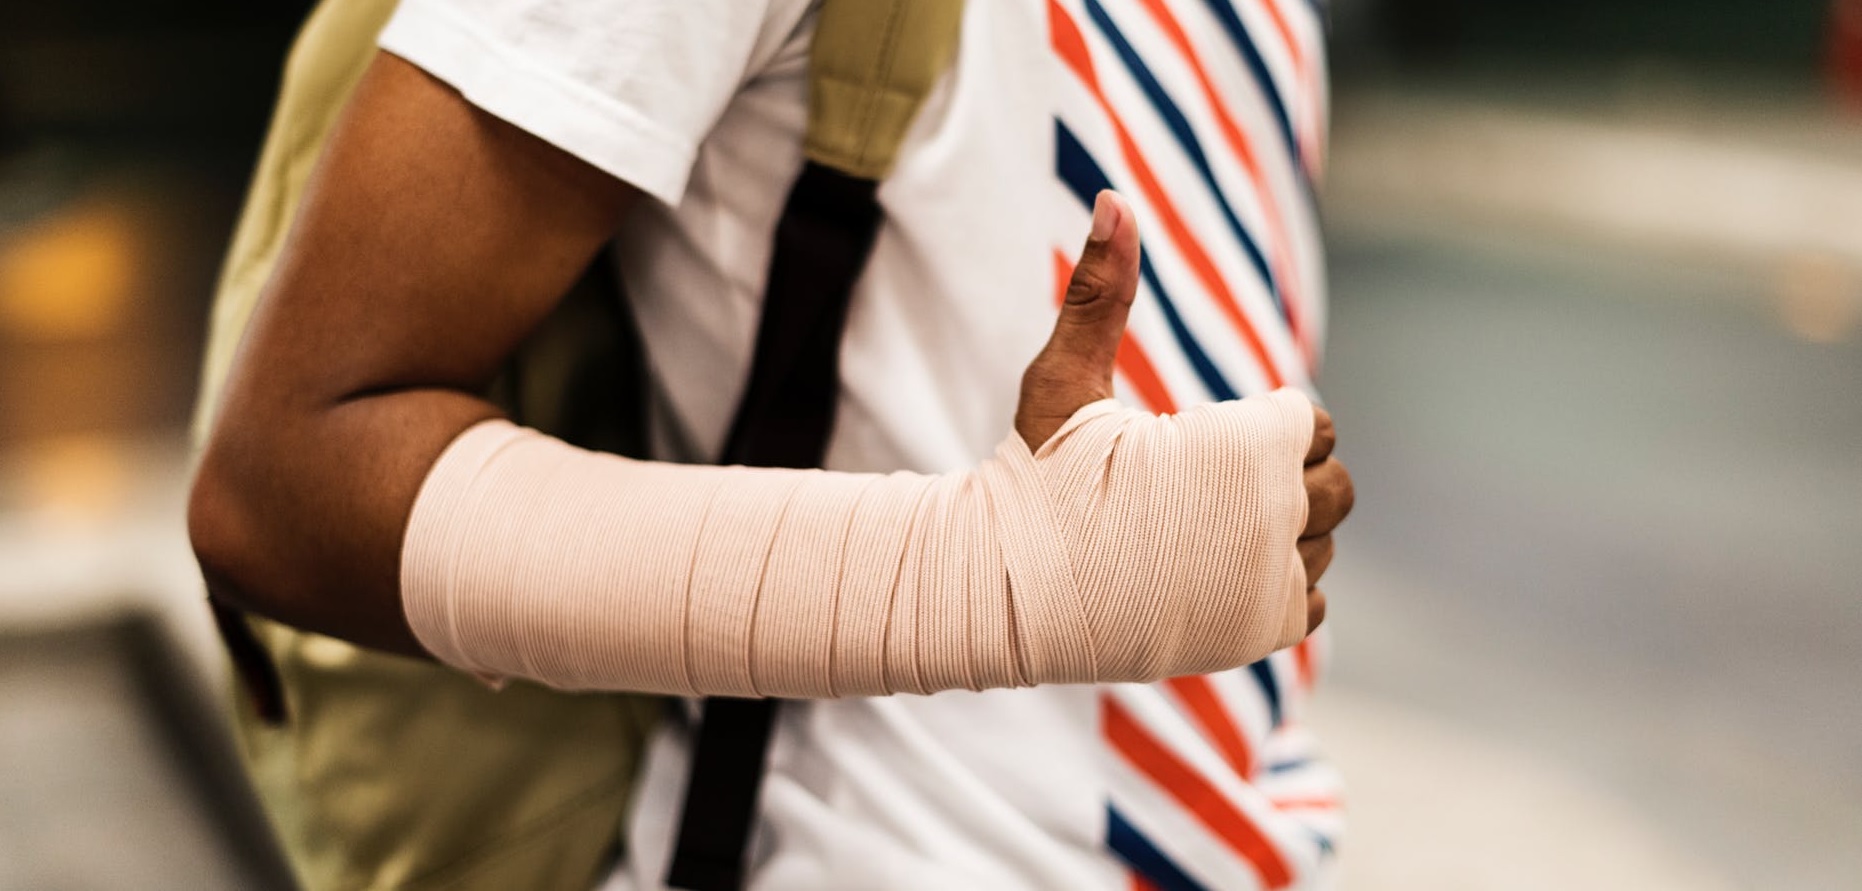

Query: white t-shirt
[380,0,1342,887]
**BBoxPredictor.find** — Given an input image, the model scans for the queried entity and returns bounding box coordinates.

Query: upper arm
[194,0,801,652]
[231,51,635,413]
[193,52,637,652]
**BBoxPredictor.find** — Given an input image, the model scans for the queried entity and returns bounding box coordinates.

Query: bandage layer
[402,390,1314,697]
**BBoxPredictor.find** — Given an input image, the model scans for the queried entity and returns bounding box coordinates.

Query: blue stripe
[1081,0,1284,320]
[1311,829,1335,857]
[1248,658,1283,727]
[1108,806,1211,891]
[1199,0,1302,171]
[1056,120,1238,401]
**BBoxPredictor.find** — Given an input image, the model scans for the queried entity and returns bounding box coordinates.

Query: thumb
[1017,190,1142,449]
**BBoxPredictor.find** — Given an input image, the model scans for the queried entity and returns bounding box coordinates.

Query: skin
[189,52,1352,663]
[190,54,634,656]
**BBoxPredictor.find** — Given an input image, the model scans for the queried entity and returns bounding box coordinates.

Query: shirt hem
[378,0,697,206]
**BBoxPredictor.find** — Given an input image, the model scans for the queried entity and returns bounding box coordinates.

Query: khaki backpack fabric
[193,1,963,889]
[195,2,659,890]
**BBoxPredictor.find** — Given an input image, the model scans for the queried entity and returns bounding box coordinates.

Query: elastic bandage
[403,390,1314,697]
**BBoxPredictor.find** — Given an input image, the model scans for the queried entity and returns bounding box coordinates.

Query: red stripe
[1270,794,1343,811]
[1130,0,1312,368]
[1259,0,1308,76]
[1164,675,1255,778]
[1051,0,1288,390]
[1295,640,1316,690]
[1104,696,1295,888]
[1117,336,1176,416]
[1054,248,1073,305]
[1131,873,1163,891]
[1118,336,1180,415]
[1259,0,1324,181]
[1053,250,1179,414]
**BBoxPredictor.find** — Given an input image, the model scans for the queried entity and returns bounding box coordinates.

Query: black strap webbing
[664,161,882,891]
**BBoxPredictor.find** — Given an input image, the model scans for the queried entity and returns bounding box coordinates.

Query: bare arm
[188,53,637,655]
[192,54,1349,669]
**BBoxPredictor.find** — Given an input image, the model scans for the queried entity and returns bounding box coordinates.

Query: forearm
[401,392,1315,697]
[191,387,495,656]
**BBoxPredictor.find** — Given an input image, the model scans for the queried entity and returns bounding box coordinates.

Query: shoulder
[377,0,819,205]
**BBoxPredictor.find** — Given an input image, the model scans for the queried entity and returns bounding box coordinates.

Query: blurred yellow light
[15,434,130,523]
[0,203,138,342]
[1772,253,1861,344]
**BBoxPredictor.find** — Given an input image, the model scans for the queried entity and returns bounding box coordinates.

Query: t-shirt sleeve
[379,0,795,206]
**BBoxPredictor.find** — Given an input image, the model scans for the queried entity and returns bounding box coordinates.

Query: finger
[1017,190,1142,448]
[1306,588,1327,634]
[1302,457,1355,537]
[1298,534,1335,587]
[1050,190,1141,374]
[1305,405,1335,465]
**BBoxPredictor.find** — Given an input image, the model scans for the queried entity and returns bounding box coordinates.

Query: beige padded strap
[805,0,967,179]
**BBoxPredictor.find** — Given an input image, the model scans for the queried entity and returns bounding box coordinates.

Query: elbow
[187,439,278,619]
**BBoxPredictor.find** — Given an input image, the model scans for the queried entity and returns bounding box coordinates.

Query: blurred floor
[1313,78,1862,890]
[0,619,294,891]
[1310,686,1739,891]
[2,66,1859,890]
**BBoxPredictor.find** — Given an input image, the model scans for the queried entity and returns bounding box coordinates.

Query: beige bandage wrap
[403,390,1314,697]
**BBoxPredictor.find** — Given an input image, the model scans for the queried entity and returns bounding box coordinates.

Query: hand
[1014,189,1352,636]
[1300,406,1353,632]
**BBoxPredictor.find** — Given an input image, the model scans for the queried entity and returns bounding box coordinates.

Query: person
[188,0,1353,888]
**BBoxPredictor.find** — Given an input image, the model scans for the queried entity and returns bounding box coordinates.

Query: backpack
[191,1,966,889]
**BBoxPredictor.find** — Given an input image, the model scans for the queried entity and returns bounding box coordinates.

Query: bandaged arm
[403,389,1314,698]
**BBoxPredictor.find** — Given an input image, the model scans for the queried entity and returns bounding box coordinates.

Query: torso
[605,1,1339,887]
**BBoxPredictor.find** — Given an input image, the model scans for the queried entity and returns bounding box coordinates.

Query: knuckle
[1018,365,1059,406]
[1306,409,1336,460]
[1065,268,1114,307]
[1020,353,1077,393]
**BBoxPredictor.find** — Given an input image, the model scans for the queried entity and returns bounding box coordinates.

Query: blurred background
[1,0,1857,888]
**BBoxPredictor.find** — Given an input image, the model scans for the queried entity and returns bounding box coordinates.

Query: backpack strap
[664,2,965,889]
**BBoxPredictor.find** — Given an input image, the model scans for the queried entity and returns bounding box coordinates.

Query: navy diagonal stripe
[1248,658,1284,727]
[1056,119,1238,401]
[1082,0,1284,320]
[1199,0,1301,172]
[1311,829,1335,857]
[1108,806,1211,891]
